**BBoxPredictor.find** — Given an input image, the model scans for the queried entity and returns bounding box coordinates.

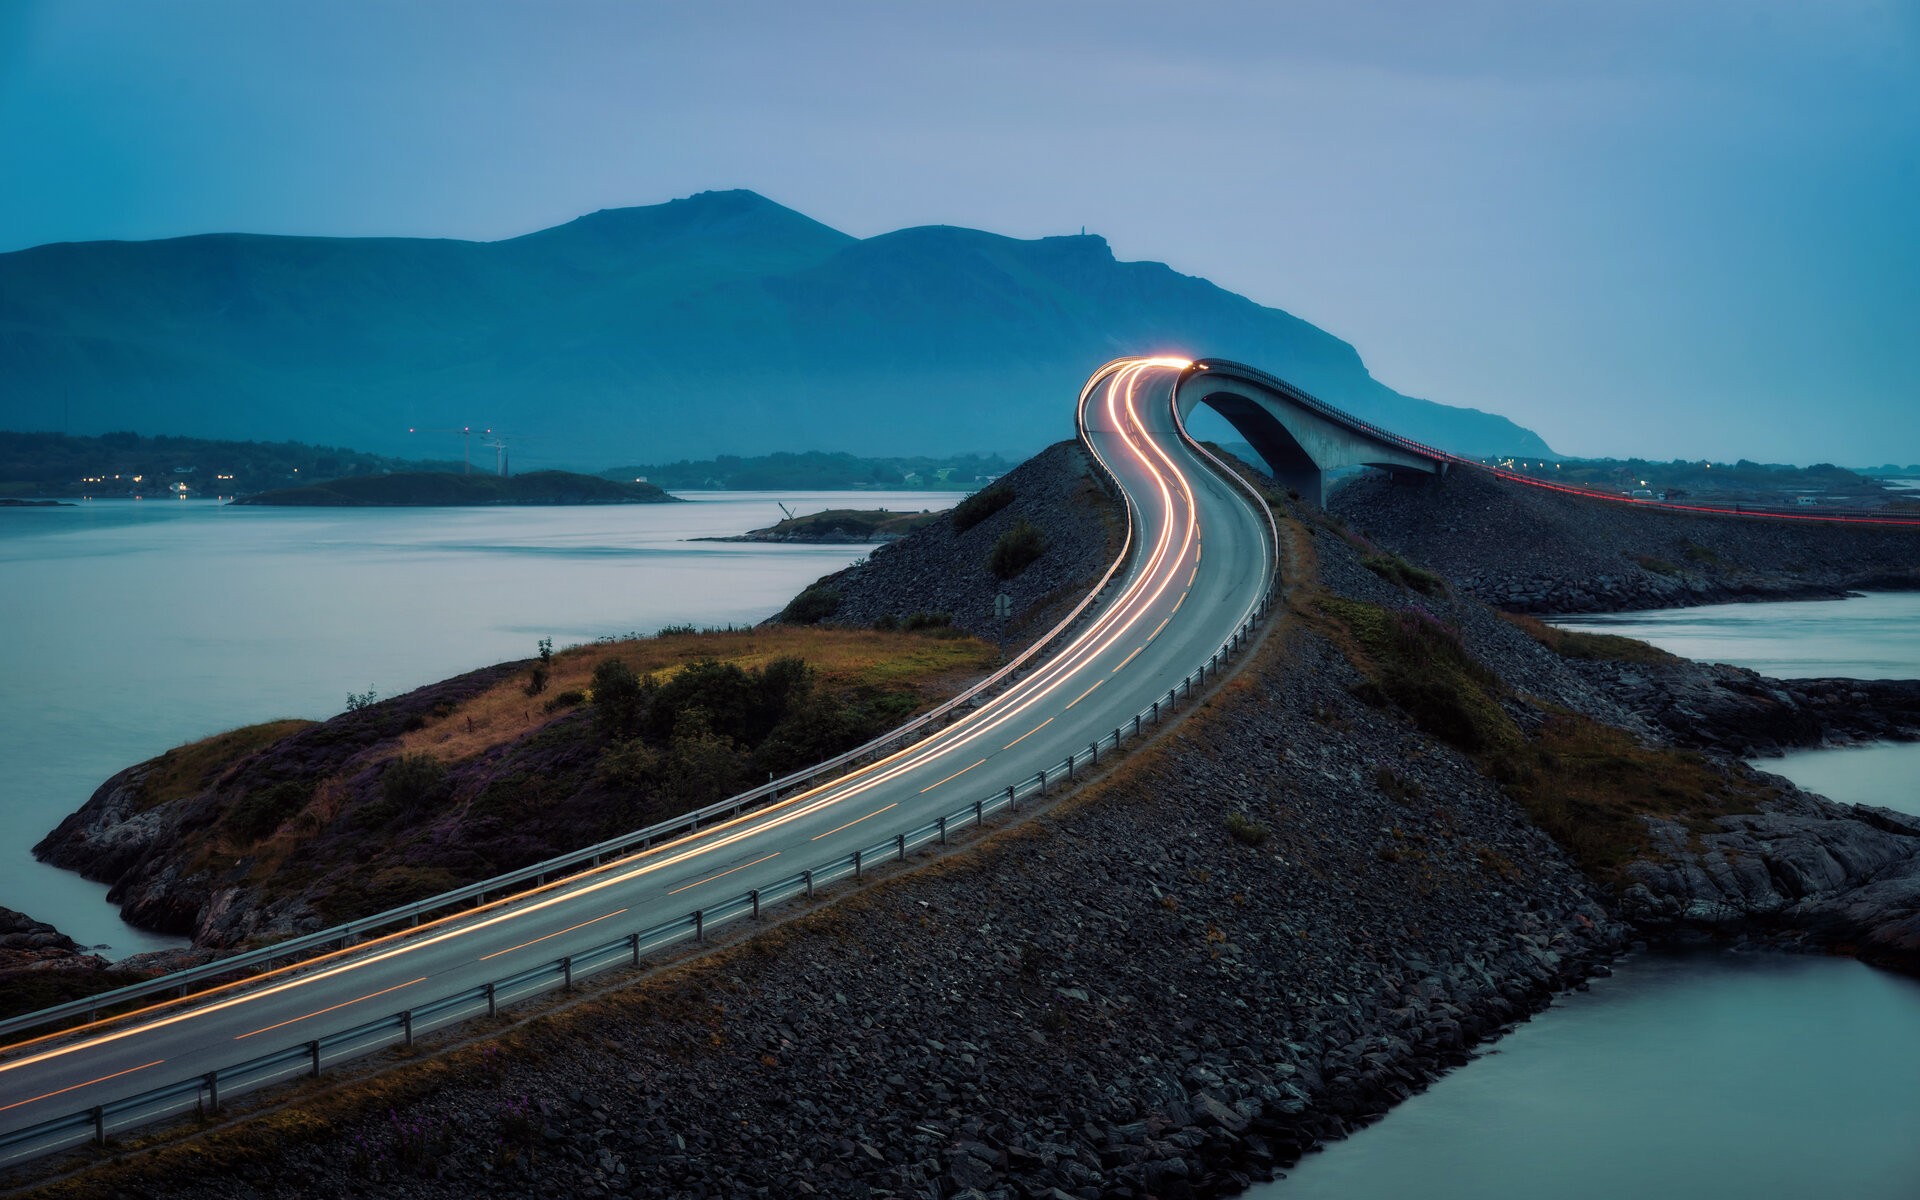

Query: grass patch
[777,582,840,625]
[1500,612,1678,665]
[1495,713,1768,886]
[1375,767,1424,804]
[1314,596,1517,755]
[1316,594,1762,887]
[951,482,1015,532]
[989,518,1046,579]
[134,720,316,812]
[746,508,942,540]
[1360,552,1447,597]
[1224,811,1270,846]
[1631,553,1680,577]
[391,627,998,774]
[1682,542,1727,567]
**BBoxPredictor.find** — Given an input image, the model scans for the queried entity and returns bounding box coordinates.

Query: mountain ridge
[0,190,1554,465]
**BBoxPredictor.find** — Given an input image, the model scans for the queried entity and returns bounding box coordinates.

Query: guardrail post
[1151,699,1159,723]
[562,956,574,990]
[1132,715,1141,737]
[750,889,761,918]
[92,1105,105,1147]
[309,1040,322,1078]
[1067,755,1076,782]
[975,799,986,827]
[1037,769,1047,797]
[854,848,864,879]
[938,815,948,845]
[205,1071,220,1115]
[629,934,641,967]
[896,833,907,862]
[402,1009,415,1047]
[693,911,705,942]
[1090,739,1099,765]
[1007,784,1017,814]
[486,981,498,1016]
[804,869,815,899]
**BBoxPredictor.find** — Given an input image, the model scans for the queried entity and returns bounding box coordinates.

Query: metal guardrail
[0,457,1145,1047]
[1,358,1285,1167]
[0,576,1276,1172]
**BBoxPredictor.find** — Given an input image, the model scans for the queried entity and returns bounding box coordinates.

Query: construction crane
[406,426,491,474]
[481,434,511,478]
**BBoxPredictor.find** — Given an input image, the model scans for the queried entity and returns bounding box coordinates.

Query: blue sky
[2,0,1914,464]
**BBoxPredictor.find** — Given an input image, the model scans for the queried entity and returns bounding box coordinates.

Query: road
[0,357,1275,1161]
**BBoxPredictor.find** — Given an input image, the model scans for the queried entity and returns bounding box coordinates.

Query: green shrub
[382,753,447,810]
[952,482,1015,532]
[1361,552,1447,597]
[1225,810,1269,846]
[901,611,952,631]
[1318,596,1517,755]
[591,658,646,740]
[543,689,586,712]
[779,583,841,625]
[989,518,1046,579]
[225,779,311,843]
[596,738,661,789]
[1375,767,1424,805]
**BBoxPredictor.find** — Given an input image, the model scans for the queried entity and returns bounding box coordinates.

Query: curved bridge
[1177,358,1449,506]
[0,357,1278,1167]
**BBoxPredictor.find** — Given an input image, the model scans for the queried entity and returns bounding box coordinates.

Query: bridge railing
[0,583,1275,1169]
[1191,359,1453,466]
[0,456,1144,1048]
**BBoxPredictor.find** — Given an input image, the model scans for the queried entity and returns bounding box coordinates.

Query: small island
[700,507,947,544]
[233,469,677,506]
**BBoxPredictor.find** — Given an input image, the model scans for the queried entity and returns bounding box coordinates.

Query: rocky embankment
[776,441,1122,644]
[1332,465,1920,613]
[25,447,1920,1198]
[75,507,1633,1200]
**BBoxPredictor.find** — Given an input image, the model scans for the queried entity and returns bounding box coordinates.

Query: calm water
[0,493,939,953]
[1553,591,1920,679]
[1270,951,1920,1199]
[1272,591,1920,1196]
[1555,593,1920,817]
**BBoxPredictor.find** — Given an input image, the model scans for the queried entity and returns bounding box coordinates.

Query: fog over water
[0,494,934,952]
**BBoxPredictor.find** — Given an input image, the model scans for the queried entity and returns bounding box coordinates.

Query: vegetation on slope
[1309,594,1770,886]
[66,627,1001,938]
[729,507,945,542]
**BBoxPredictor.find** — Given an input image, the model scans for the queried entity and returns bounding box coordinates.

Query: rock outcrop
[777,440,1123,644]
[1332,465,1920,614]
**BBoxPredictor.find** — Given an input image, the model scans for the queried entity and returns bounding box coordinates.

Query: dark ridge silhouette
[0,189,1552,463]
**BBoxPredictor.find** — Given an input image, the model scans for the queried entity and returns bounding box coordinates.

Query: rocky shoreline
[13,449,1920,1197]
[1331,465,1920,614]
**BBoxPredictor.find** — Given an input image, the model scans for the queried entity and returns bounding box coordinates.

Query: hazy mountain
[0,190,1553,465]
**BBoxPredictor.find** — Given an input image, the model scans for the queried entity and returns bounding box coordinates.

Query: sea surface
[1266,592,1920,1196]
[0,493,939,953]
[1270,951,1920,1199]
